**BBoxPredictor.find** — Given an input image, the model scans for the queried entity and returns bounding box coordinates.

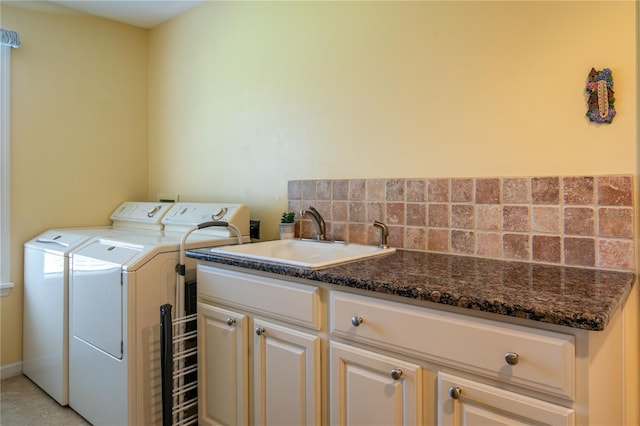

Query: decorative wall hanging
[586,68,615,124]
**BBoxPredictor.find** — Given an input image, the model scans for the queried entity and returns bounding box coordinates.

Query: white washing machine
[23,202,174,406]
[23,231,95,406]
[68,202,249,426]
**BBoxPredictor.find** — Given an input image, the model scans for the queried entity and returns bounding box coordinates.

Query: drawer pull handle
[504,352,519,366]
[255,327,266,336]
[351,316,363,327]
[226,318,236,326]
[448,386,462,400]
[390,369,403,380]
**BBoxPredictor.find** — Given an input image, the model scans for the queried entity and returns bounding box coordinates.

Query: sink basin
[209,239,395,270]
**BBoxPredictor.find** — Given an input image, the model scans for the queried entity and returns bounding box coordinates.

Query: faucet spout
[301,206,326,240]
[373,221,389,249]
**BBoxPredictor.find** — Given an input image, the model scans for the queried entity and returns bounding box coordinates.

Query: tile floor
[1,375,89,425]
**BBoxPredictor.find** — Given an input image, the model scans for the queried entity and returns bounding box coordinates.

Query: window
[1,29,20,297]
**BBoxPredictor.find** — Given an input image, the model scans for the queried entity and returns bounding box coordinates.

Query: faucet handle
[373,220,388,234]
[373,221,389,249]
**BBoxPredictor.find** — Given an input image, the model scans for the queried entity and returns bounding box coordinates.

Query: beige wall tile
[289,174,634,271]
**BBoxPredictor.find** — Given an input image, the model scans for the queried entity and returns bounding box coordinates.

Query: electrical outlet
[250,219,260,240]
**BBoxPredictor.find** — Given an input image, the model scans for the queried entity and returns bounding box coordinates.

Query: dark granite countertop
[188,248,635,331]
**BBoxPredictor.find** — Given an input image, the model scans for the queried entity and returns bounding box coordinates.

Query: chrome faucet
[373,221,389,249]
[301,206,326,240]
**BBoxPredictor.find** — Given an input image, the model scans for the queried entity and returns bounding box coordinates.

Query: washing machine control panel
[110,202,174,223]
[162,203,250,236]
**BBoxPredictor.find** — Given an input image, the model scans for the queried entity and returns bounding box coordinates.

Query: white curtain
[1,29,20,48]
[0,28,20,296]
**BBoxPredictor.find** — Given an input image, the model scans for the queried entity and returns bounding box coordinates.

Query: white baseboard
[1,361,22,380]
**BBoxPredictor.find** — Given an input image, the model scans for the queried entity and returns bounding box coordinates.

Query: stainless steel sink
[209,239,395,270]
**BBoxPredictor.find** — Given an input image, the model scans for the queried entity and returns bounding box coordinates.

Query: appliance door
[71,241,139,359]
[23,246,68,403]
[23,231,91,406]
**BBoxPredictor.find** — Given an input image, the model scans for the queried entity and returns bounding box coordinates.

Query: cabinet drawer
[330,291,575,399]
[438,372,575,425]
[198,264,321,330]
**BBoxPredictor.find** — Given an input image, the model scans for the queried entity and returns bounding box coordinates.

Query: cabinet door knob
[226,318,236,326]
[390,369,403,380]
[448,386,462,400]
[504,352,519,365]
[351,316,363,327]
[255,327,266,336]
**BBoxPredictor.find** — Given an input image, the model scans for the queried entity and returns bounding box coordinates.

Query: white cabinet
[330,291,577,425]
[197,303,249,426]
[438,373,574,426]
[197,262,629,426]
[330,341,423,426]
[253,319,321,426]
[197,265,322,425]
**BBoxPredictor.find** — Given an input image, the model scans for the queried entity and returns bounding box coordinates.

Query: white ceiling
[47,0,205,29]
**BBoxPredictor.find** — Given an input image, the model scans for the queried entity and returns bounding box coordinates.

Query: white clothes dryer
[22,202,174,406]
[68,202,249,426]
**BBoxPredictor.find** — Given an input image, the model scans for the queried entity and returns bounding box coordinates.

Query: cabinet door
[330,341,423,426]
[198,303,249,426]
[438,373,574,426]
[253,318,321,426]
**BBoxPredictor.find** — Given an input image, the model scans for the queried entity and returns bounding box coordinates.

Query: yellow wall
[148,1,637,241]
[1,0,638,378]
[1,3,148,367]
[149,3,640,416]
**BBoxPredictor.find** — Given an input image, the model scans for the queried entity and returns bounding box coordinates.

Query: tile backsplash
[288,175,635,271]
